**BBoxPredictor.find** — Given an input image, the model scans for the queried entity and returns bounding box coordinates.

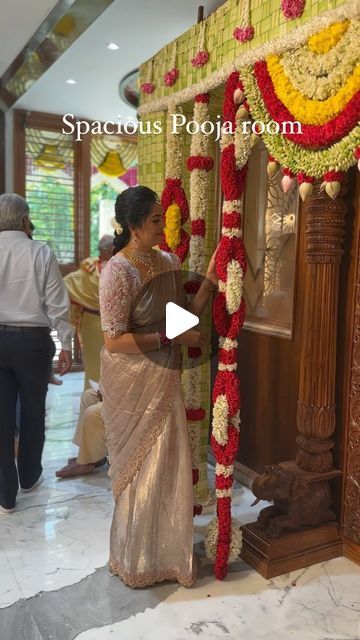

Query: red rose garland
[254,61,360,148]
[208,71,249,580]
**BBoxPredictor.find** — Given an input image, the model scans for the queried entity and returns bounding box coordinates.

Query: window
[25,127,75,263]
[90,135,138,256]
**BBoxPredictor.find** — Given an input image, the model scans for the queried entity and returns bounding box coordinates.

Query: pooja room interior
[1,0,360,638]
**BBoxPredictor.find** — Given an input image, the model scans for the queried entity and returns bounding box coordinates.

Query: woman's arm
[103,332,160,354]
[104,329,205,353]
[188,246,219,317]
[188,279,217,317]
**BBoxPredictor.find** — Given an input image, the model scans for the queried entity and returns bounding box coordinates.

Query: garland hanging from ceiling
[204,71,252,580]
[184,93,214,516]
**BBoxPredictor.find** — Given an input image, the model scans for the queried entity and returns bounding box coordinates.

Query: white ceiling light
[107,42,119,50]
[66,78,77,84]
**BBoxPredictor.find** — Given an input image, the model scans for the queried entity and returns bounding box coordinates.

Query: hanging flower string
[184,93,214,515]
[159,106,190,263]
[140,58,155,94]
[205,72,250,580]
[191,20,210,68]
[233,0,254,43]
[164,41,179,87]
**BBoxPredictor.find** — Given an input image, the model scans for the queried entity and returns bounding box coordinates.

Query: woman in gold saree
[99,186,218,588]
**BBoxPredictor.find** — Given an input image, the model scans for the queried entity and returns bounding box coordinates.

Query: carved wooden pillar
[241,183,346,577]
[296,184,346,472]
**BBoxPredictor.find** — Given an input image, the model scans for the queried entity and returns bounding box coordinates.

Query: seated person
[56,387,107,478]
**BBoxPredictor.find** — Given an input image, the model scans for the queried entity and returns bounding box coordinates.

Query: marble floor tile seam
[0,489,112,521]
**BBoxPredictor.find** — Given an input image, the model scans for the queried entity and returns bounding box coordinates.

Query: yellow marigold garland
[240,63,360,177]
[281,20,360,101]
[307,20,349,53]
[266,54,360,125]
[164,203,181,251]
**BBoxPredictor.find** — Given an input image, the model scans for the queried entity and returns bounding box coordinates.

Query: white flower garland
[281,19,360,100]
[205,518,243,562]
[165,103,183,179]
[240,64,360,176]
[226,260,244,315]
[212,394,230,445]
[138,1,360,116]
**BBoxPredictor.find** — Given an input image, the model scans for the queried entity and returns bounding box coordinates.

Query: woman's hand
[205,246,219,286]
[174,330,205,348]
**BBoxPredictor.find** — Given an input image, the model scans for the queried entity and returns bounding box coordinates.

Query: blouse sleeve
[99,258,133,338]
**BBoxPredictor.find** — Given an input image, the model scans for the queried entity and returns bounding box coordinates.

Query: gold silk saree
[99,251,195,588]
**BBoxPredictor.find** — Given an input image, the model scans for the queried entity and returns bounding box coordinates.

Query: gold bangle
[202,279,217,293]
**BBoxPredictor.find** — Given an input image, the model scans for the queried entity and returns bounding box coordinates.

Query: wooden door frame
[340,168,360,564]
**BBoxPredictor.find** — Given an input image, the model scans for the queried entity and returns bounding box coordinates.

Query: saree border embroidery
[108,558,196,588]
[111,364,181,499]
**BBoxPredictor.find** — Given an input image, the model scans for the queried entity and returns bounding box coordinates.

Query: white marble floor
[0,372,359,640]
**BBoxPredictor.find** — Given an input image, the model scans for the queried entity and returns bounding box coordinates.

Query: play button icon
[130,266,219,369]
[165,302,199,339]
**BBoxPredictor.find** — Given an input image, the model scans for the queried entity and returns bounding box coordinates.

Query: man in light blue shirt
[0,193,73,514]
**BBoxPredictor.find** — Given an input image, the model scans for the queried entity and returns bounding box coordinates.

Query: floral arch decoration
[239,17,360,199]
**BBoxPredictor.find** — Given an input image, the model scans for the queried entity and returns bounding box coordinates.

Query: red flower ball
[219,348,238,366]
[195,93,210,103]
[140,82,154,94]
[213,370,240,416]
[188,347,202,359]
[186,407,206,421]
[222,212,241,229]
[191,219,206,236]
[191,50,210,68]
[213,294,245,340]
[281,0,305,19]
[215,236,247,281]
[187,156,214,172]
[164,67,179,87]
[215,474,234,490]
[233,25,255,42]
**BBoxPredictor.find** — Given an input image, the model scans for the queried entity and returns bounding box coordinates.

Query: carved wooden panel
[343,251,360,543]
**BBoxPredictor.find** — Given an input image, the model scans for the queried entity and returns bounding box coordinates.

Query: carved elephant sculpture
[251,465,336,538]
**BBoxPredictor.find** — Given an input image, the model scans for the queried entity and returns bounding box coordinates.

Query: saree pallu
[100,254,195,588]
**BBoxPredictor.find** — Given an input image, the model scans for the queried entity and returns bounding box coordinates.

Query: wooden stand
[243,184,346,575]
[241,522,342,579]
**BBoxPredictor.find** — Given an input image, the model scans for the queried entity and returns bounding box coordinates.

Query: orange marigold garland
[206,71,250,580]
[159,106,190,262]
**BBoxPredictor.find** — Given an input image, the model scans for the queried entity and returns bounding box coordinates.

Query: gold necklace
[124,247,159,279]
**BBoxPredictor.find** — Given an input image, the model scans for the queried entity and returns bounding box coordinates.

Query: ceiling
[2,0,226,122]
[0,0,58,75]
